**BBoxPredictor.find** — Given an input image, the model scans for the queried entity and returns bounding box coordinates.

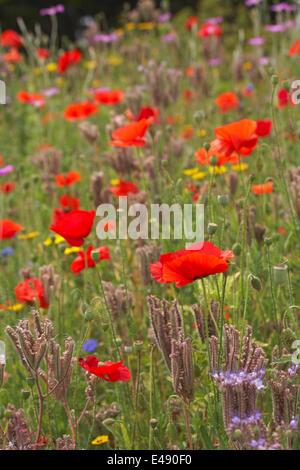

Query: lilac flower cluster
[93,33,119,43]
[270,3,296,12]
[287,364,300,377]
[245,0,263,7]
[40,4,64,16]
[211,368,266,390]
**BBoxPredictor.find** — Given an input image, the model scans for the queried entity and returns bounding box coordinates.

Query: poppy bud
[232,429,243,440]
[166,125,172,132]
[250,275,262,291]
[90,250,100,262]
[232,243,242,256]
[273,264,288,285]
[22,388,30,400]
[116,337,122,346]
[207,222,218,235]
[124,345,132,353]
[281,328,296,349]
[102,418,115,426]
[264,237,272,246]
[210,155,218,166]
[134,340,143,351]
[161,160,168,168]
[203,142,210,151]
[238,199,245,208]
[248,174,255,183]
[282,80,290,91]
[271,75,278,86]
[84,310,94,322]
[150,418,158,429]
[193,110,205,123]
[217,194,229,206]
[4,408,12,419]
[26,377,35,388]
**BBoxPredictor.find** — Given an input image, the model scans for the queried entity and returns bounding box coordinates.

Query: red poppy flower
[109,117,153,147]
[0,219,22,239]
[252,181,273,195]
[0,182,16,193]
[70,244,110,274]
[36,48,51,60]
[126,106,159,123]
[197,23,223,38]
[55,171,81,187]
[4,47,22,63]
[277,88,295,108]
[17,90,45,108]
[64,101,99,121]
[289,40,300,57]
[185,16,198,31]
[14,279,49,309]
[255,119,273,138]
[195,147,234,166]
[59,194,80,211]
[78,356,131,382]
[57,49,82,73]
[150,241,234,288]
[210,119,258,157]
[110,180,140,197]
[94,89,124,105]
[215,92,239,113]
[1,30,23,48]
[50,210,96,247]
[52,208,66,225]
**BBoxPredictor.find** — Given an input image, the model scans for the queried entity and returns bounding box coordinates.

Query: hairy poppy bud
[232,243,242,256]
[4,408,13,419]
[134,340,143,351]
[22,388,30,400]
[218,194,229,206]
[271,75,278,86]
[264,237,272,246]
[150,418,158,428]
[203,142,210,151]
[193,110,205,123]
[102,418,115,426]
[115,337,122,346]
[273,264,288,285]
[250,275,262,291]
[281,328,296,349]
[90,250,100,262]
[207,222,218,235]
[84,310,95,322]
[210,155,218,166]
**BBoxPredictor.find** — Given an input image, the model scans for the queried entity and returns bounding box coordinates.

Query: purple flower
[40,4,64,16]
[265,24,287,33]
[259,56,271,66]
[248,37,265,46]
[271,3,296,12]
[161,32,177,43]
[0,165,14,176]
[93,33,118,43]
[41,87,60,97]
[245,0,263,6]
[205,16,223,24]
[208,58,223,66]
[82,339,99,353]
[157,12,172,23]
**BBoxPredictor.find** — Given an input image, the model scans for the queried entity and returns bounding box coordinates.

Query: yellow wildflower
[92,435,109,445]
[183,168,199,176]
[232,163,249,172]
[192,171,207,180]
[138,22,155,30]
[84,61,97,70]
[209,166,227,175]
[64,247,81,255]
[54,235,66,245]
[18,232,39,240]
[196,129,207,137]
[125,22,135,31]
[107,55,123,66]
[46,62,57,72]
[110,178,120,186]
[244,61,252,71]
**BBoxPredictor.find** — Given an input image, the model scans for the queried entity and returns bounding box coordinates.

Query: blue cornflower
[82,339,99,353]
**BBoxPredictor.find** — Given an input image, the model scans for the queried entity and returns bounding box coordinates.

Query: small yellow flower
[192,171,207,180]
[8,64,15,72]
[92,435,109,445]
[138,22,155,30]
[18,232,39,240]
[34,67,42,75]
[209,166,227,175]
[243,61,252,71]
[125,22,135,31]
[54,235,66,245]
[110,178,120,186]
[115,28,124,36]
[107,55,123,66]
[84,60,97,70]
[43,237,53,246]
[8,303,23,312]
[46,62,57,72]
[183,168,199,176]
[196,129,207,137]
[232,163,249,172]
[64,247,81,255]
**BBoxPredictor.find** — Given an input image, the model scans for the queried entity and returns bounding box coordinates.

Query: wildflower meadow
[0,0,299,455]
